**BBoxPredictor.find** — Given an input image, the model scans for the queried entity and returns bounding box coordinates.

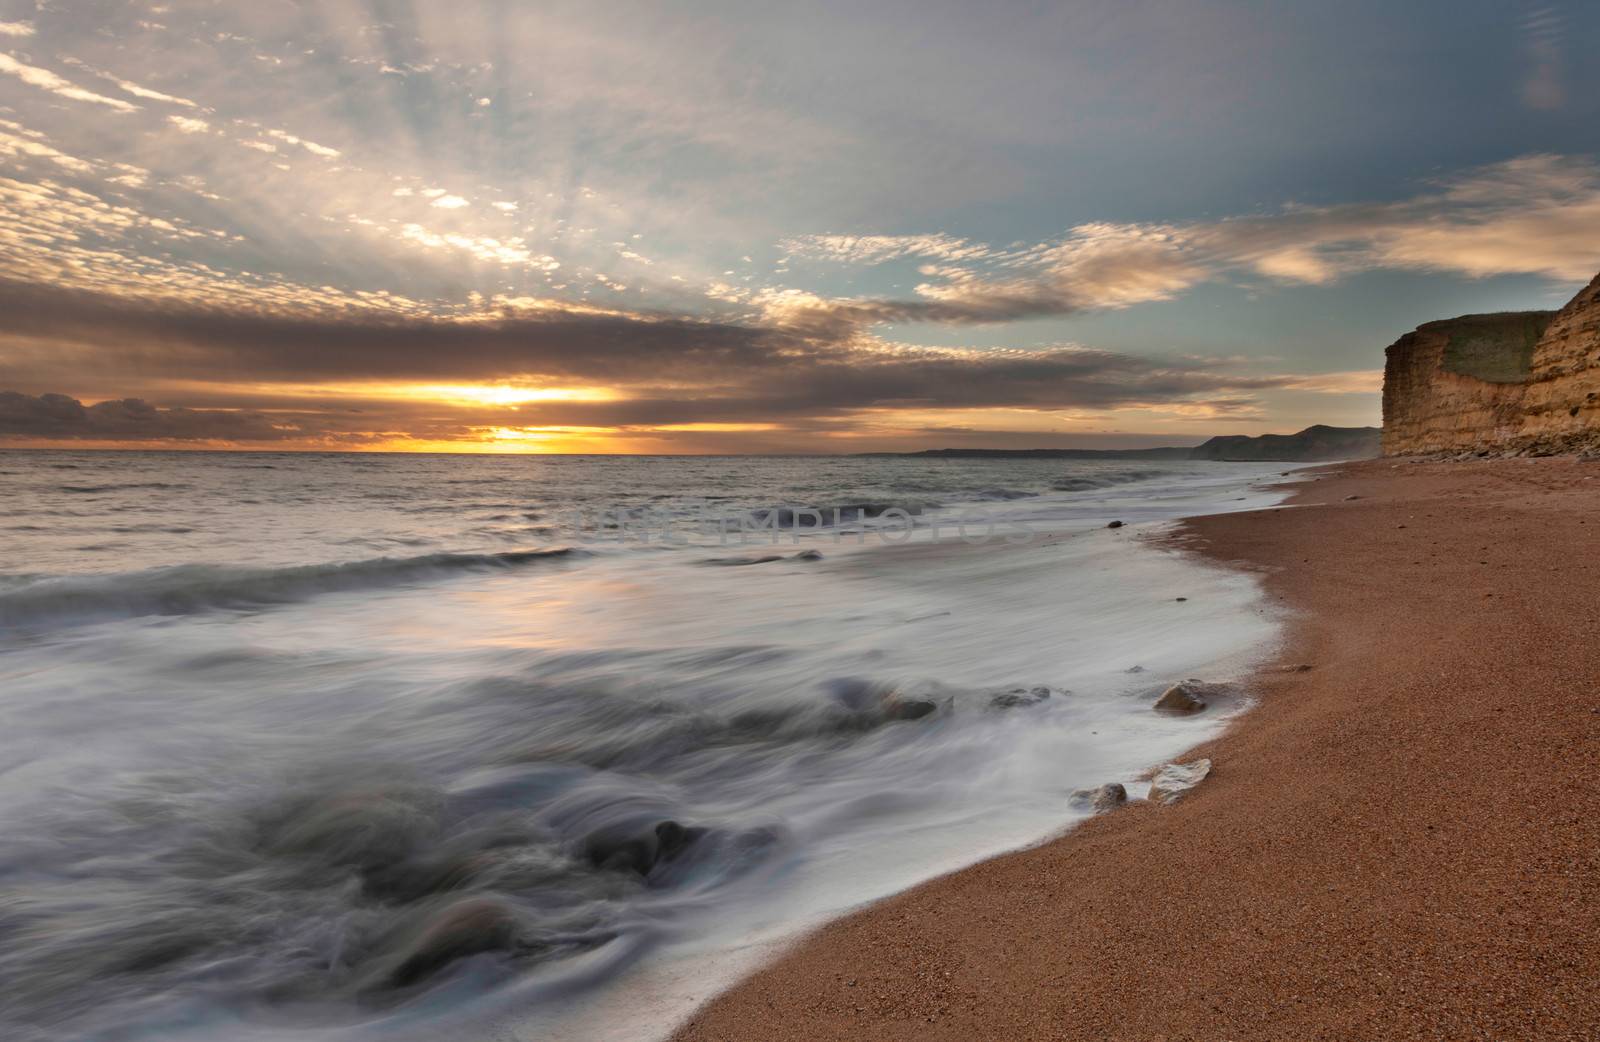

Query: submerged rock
[700,554,785,567]
[388,897,519,988]
[1069,783,1128,812]
[793,549,824,561]
[825,677,944,724]
[1153,681,1208,715]
[1148,758,1213,804]
[883,696,939,721]
[584,819,706,876]
[989,685,1053,709]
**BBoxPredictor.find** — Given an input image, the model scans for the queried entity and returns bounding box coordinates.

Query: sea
[0,450,1300,1042]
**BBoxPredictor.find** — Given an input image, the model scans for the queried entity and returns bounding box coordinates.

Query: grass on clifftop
[1435,311,1556,384]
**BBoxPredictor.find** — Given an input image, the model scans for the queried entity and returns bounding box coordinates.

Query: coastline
[672,457,1600,1041]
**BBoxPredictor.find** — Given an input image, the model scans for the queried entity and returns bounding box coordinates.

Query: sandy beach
[674,458,1600,1041]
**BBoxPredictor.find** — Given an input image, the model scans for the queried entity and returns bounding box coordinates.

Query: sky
[1,0,1598,454]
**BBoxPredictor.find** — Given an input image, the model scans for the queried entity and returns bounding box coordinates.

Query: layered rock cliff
[1382,272,1600,456]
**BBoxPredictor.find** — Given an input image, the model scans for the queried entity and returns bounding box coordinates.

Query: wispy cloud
[1518,4,1566,110]
[781,234,993,265]
[0,120,94,173]
[0,52,139,111]
[769,154,1600,335]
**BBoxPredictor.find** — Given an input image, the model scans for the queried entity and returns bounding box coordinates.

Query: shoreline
[671,457,1600,1041]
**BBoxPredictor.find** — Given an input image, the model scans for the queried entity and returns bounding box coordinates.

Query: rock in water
[1106,520,1125,529]
[1148,758,1213,804]
[1069,783,1128,812]
[990,686,1052,709]
[1153,681,1208,715]
[388,897,518,988]
[584,819,706,875]
[793,549,823,561]
[883,696,939,721]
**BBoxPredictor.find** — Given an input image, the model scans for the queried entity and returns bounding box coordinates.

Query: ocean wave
[972,487,1040,501]
[1051,469,1176,492]
[745,500,938,528]
[0,548,582,629]
[56,482,192,494]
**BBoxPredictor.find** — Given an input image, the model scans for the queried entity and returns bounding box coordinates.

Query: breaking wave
[1051,469,1178,492]
[0,548,582,629]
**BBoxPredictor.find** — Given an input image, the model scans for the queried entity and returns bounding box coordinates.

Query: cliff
[1189,424,1381,462]
[1382,272,1600,456]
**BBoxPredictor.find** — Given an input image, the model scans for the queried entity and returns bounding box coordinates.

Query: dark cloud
[0,392,306,442]
[0,281,793,386]
[0,281,1307,445]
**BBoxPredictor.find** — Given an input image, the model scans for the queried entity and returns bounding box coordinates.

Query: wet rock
[1148,758,1212,804]
[989,686,1052,709]
[1153,681,1208,715]
[1069,783,1128,812]
[793,549,824,561]
[584,819,706,876]
[363,848,500,904]
[388,897,518,988]
[883,696,939,721]
[1277,663,1314,673]
[701,554,785,567]
[1175,596,1188,602]
[1343,494,1363,501]
[1106,520,1125,529]
[1124,665,1145,674]
[825,677,944,723]
[258,784,439,872]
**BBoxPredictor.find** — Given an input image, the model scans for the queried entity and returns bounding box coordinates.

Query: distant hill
[870,446,1197,460]
[1188,424,1381,461]
[869,425,1381,462]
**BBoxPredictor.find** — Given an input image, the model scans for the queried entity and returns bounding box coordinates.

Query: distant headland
[862,424,1381,462]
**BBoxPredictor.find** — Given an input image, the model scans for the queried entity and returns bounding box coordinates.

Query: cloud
[0,22,34,37]
[0,392,301,442]
[57,60,202,108]
[167,115,210,134]
[1519,5,1566,110]
[780,233,993,265]
[266,129,340,157]
[0,121,94,173]
[0,280,1358,447]
[776,154,1600,333]
[1270,370,1385,394]
[0,52,140,111]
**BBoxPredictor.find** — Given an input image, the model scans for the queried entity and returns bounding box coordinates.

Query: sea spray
[0,450,1304,1041]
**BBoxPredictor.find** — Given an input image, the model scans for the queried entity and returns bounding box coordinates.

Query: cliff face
[1382,272,1600,456]
[1516,273,1600,454]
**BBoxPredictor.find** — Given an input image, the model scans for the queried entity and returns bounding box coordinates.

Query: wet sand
[673,458,1600,1041]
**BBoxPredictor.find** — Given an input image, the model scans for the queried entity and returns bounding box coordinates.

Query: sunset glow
[1,2,1596,452]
